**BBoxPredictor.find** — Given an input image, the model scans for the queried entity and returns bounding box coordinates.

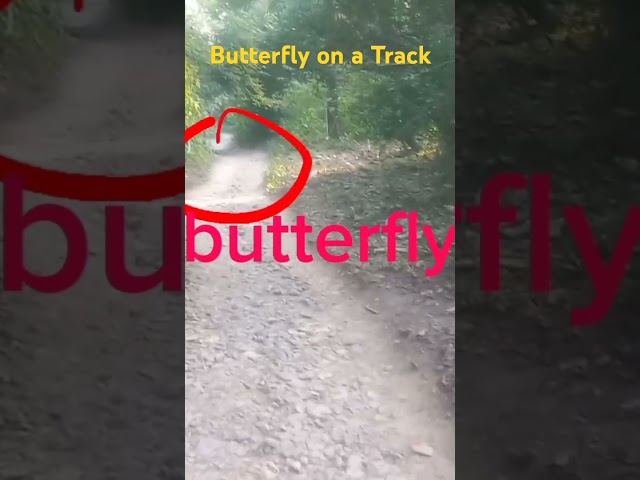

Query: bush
[278,80,328,144]
[0,1,64,60]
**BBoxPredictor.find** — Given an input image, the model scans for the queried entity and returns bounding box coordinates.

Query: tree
[191,0,454,157]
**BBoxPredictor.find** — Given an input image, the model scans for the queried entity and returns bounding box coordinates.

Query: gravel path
[1,28,184,479]
[186,150,454,479]
[0,26,453,479]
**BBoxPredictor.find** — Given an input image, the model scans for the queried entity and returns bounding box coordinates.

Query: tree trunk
[323,0,342,140]
[326,70,342,140]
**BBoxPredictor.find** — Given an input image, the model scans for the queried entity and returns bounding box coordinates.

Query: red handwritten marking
[0,108,311,221]
[185,108,313,224]
[0,153,184,201]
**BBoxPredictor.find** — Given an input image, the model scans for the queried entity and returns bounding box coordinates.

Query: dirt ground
[1,24,455,480]
[185,147,454,479]
[1,27,184,478]
[455,3,640,479]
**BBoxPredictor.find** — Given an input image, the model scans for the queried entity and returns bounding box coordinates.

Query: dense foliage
[187,0,454,164]
[0,1,63,61]
[185,21,209,161]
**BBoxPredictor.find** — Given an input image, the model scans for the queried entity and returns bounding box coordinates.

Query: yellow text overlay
[210,45,432,69]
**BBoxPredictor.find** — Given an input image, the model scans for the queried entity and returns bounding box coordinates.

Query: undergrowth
[0,2,65,65]
[0,1,66,114]
[185,142,215,189]
[266,139,455,284]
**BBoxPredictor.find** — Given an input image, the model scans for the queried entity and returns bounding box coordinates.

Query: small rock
[411,443,434,457]
[262,462,279,479]
[621,398,640,414]
[307,404,332,419]
[346,454,365,478]
[286,459,302,473]
[559,357,588,373]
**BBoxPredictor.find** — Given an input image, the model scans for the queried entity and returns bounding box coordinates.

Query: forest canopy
[185,0,454,165]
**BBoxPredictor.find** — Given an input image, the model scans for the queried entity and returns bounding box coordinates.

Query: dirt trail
[1,29,184,478]
[0,25,453,479]
[186,148,454,479]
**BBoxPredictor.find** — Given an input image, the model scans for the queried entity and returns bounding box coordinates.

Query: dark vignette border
[456,1,640,478]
